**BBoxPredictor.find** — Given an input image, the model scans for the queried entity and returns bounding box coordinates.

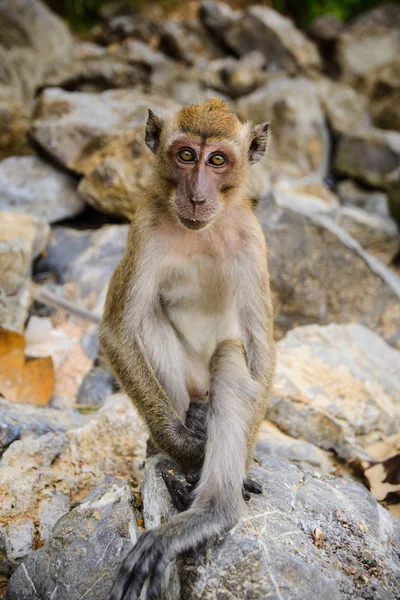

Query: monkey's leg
[164,397,262,510]
[110,338,262,600]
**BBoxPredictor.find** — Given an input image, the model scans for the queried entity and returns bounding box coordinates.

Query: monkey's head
[145,98,269,231]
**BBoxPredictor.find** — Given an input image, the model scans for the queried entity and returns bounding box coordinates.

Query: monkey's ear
[145,109,163,153]
[248,122,269,165]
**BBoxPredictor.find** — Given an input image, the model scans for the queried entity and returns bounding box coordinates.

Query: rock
[273,177,339,214]
[200,1,321,76]
[63,224,129,310]
[35,227,93,281]
[77,355,117,406]
[203,52,268,98]
[0,0,73,107]
[367,58,400,132]
[271,323,400,465]
[140,453,400,600]
[30,88,179,219]
[0,394,147,565]
[42,40,163,93]
[337,5,400,93]
[335,206,398,250]
[335,129,400,229]
[0,102,32,161]
[337,179,392,218]
[0,212,49,332]
[0,397,86,456]
[314,77,370,135]
[35,224,129,311]
[257,420,335,474]
[334,128,400,198]
[237,77,330,179]
[308,15,344,77]
[308,14,344,44]
[4,477,140,600]
[158,19,220,64]
[98,14,159,45]
[256,194,400,346]
[0,156,84,223]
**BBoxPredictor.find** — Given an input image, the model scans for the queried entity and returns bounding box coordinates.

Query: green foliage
[272,0,400,28]
[47,0,400,31]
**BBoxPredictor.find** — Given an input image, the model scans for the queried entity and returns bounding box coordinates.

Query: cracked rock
[4,477,140,600]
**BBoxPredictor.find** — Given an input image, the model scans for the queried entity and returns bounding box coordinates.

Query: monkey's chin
[178,216,212,231]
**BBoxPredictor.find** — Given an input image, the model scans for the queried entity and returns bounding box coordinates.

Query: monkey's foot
[184,471,262,502]
[109,529,166,600]
[160,461,195,511]
[242,476,262,501]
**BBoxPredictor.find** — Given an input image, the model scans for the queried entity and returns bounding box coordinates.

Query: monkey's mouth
[178,216,211,230]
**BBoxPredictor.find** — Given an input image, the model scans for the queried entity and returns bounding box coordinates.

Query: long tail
[110,340,261,600]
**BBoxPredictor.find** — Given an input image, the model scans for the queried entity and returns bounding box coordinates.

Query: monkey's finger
[185,470,201,484]
[110,532,153,600]
[243,477,262,495]
[161,467,194,511]
[146,556,169,600]
[242,489,251,502]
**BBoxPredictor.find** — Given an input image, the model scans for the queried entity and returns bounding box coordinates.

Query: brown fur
[100,98,275,600]
[177,98,241,141]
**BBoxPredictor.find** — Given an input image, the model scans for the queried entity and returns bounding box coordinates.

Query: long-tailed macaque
[99,98,276,600]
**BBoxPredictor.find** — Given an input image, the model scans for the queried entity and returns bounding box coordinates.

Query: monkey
[98,97,276,600]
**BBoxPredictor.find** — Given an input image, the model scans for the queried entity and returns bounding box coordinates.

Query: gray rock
[0,156,84,223]
[257,420,335,474]
[158,19,220,64]
[0,0,73,107]
[335,205,398,250]
[63,224,129,311]
[257,193,400,347]
[237,77,330,179]
[30,88,179,219]
[77,355,117,406]
[35,227,93,281]
[334,127,400,191]
[337,179,391,218]
[36,224,129,311]
[42,40,164,93]
[200,1,321,76]
[0,101,32,161]
[308,14,344,43]
[272,323,400,465]
[314,77,371,135]
[99,14,159,45]
[0,212,49,332]
[141,454,400,600]
[4,477,140,600]
[337,5,400,93]
[203,52,268,98]
[368,58,400,132]
[0,394,147,566]
[0,397,86,455]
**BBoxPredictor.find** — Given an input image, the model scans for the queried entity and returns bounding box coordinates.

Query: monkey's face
[166,136,240,230]
[145,98,269,231]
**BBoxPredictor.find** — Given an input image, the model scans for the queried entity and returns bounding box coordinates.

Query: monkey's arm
[99,231,203,470]
[239,230,276,463]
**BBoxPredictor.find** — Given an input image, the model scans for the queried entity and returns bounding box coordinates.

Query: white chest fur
[160,252,242,394]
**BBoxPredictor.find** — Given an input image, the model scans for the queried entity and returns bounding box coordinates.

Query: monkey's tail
[110,340,260,600]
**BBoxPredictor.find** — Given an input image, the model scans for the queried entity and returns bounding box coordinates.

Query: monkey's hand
[185,397,208,439]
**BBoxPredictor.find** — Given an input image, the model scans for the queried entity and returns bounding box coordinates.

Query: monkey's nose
[189,195,206,206]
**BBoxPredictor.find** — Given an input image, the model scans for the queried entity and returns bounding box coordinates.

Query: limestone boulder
[30,88,179,219]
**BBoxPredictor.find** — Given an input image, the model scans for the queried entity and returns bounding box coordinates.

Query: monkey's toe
[243,477,262,501]
[160,464,195,511]
[110,530,163,600]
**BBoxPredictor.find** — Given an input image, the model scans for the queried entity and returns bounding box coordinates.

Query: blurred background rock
[1,1,400,599]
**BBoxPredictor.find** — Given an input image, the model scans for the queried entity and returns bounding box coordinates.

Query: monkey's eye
[208,153,227,167]
[178,148,196,162]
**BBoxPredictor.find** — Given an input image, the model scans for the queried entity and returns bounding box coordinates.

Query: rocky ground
[0,0,400,598]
